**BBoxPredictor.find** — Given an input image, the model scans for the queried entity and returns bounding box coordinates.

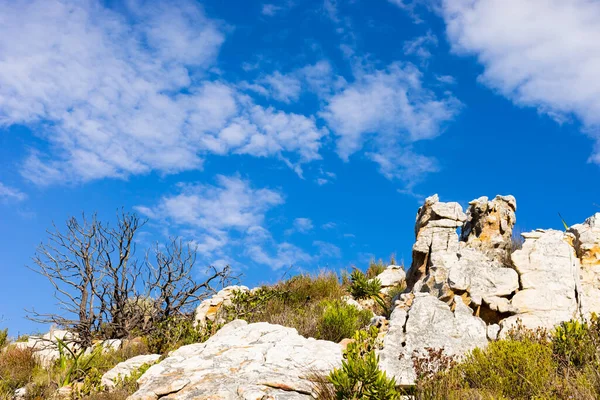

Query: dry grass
[0,347,36,395]
[230,271,349,340]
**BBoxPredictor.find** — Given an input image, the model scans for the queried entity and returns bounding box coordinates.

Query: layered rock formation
[380,195,600,385]
[129,320,342,400]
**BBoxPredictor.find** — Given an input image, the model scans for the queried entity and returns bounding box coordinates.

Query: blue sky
[1,0,599,335]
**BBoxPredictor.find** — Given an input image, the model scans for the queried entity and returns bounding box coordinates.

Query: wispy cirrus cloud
[136,175,313,270]
[0,182,26,203]
[321,62,461,188]
[0,0,326,185]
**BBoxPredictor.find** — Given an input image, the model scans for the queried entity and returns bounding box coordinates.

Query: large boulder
[373,265,406,295]
[194,286,249,327]
[378,293,488,386]
[128,320,342,400]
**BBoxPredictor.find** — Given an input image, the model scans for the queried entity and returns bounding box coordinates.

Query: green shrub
[553,318,596,368]
[145,316,217,355]
[225,272,347,339]
[365,260,386,279]
[317,300,372,343]
[0,329,7,348]
[460,338,556,399]
[328,327,399,400]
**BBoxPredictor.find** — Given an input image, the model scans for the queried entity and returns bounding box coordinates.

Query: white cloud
[285,217,314,235]
[136,175,314,270]
[321,222,337,230]
[0,182,27,202]
[242,60,344,103]
[321,62,460,187]
[262,4,283,16]
[441,0,600,162]
[403,31,438,61]
[294,218,314,233]
[0,0,325,185]
[313,240,342,258]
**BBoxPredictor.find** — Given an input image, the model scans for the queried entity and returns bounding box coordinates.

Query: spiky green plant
[349,269,389,316]
[328,326,399,399]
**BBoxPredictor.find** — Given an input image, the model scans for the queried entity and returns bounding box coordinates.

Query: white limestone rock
[128,320,342,399]
[501,230,581,334]
[378,293,488,386]
[374,265,406,288]
[194,285,250,327]
[102,354,161,390]
[448,248,519,306]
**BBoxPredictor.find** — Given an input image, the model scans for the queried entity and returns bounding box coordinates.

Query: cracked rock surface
[128,320,342,400]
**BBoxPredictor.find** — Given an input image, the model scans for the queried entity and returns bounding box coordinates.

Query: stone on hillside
[461,195,516,263]
[128,320,342,400]
[378,293,488,386]
[500,229,581,334]
[14,329,80,368]
[194,285,249,327]
[569,213,600,317]
[102,354,161,390]
[374,265,406,292]
[448,248,519,306]
[406,195,466,302]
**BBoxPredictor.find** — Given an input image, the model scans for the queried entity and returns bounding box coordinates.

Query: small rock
[101,354,161,390]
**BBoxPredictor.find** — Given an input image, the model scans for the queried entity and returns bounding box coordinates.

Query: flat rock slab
[128,320,342,400]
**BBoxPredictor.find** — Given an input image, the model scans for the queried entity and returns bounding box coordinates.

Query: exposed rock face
[448,248,519,307]
[384,194,600,385]
[102,354,161,390]
[500,229,581,333]
[569,214,600,316]
[194,285,249,327]
[406,194,467,302]
[379,293,488,385]
[129,320,342,400]
[461,195,517,263]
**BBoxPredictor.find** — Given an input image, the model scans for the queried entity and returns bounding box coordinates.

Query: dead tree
[145,239,234,324]
[28,214,107,347]
[29,212,235,343]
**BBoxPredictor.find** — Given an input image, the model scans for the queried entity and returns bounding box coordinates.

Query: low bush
[0,329,7,348]
[412,317,600,400]
[144,316,217,355]
[317,300,372,343]
[225,272,347,339]
[327,327,399,400]
[0,346,36,397]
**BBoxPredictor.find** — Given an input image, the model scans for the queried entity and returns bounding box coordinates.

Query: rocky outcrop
[406,194,467,302]
[194,285,249,327]
[383,194,600,385]
[128,320,342,400]
[379,293,488,385]
[461,195,517,263]
[102,354,161,390]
